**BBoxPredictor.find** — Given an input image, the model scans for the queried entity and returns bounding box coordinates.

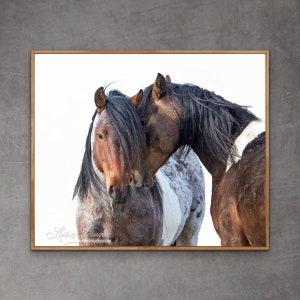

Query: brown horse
[131,73,266,247]
[73,88,205,246]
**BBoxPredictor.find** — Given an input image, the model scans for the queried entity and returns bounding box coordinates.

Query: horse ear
[165,75,171,83]
[95,87,106,112]
[130,89,143,108]
[152,73,167,100]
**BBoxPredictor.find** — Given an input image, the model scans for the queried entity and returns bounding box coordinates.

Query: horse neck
[192,144,226,180]
[181,104,256,180]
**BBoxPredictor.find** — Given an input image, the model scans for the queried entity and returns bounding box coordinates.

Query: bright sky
[34,53,266,246]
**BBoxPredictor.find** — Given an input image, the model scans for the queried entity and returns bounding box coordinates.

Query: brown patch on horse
[211,134,266,246]
[236,133,266,246]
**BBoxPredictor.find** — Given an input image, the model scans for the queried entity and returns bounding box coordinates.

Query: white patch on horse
[226,120,265,173]
[156,170,182,246]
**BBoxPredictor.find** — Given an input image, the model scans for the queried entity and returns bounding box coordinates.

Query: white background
[34,53,266,246]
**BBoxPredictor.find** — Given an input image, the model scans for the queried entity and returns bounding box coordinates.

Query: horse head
[92,87,144,203]
[130,73,182,188]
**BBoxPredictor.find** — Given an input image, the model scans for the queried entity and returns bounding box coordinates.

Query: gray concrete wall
[0,0,299,299]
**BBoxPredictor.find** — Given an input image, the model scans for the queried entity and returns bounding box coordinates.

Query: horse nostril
[130,176,138,188]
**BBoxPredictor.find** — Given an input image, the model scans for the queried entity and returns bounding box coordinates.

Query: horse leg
[175,193,205,246]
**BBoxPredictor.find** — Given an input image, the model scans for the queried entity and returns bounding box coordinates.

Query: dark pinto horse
[131,73,266,247]
[73,87,205,246]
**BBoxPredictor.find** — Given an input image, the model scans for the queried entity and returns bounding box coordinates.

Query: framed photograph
[31,50,269,250]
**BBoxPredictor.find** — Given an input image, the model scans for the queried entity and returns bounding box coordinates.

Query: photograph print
[31,51,269,250]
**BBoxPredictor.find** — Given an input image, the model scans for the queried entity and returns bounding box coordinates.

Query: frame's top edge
[31,50,269,55]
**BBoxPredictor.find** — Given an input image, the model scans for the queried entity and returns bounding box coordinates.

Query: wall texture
[0,0,299,299]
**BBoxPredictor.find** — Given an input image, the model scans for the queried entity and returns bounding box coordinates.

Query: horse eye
[97,133,104,140]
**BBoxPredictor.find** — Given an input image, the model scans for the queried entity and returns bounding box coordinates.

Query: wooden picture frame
[31,50,269,250]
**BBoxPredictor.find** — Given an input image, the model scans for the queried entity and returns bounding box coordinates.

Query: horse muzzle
[108,185,130,203]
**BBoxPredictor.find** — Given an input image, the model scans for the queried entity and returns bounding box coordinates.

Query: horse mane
[73,111,106,200]
[140,83,258,165]
[73,90,144,200]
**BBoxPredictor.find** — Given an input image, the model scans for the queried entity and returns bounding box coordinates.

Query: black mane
[73,110,105,200]
[73,89,144,200]
[140,83,258,165]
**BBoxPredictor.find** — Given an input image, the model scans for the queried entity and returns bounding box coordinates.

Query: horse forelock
[105,90,144,167]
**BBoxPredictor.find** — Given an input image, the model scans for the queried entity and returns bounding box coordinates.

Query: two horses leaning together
[73,73,266,247]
